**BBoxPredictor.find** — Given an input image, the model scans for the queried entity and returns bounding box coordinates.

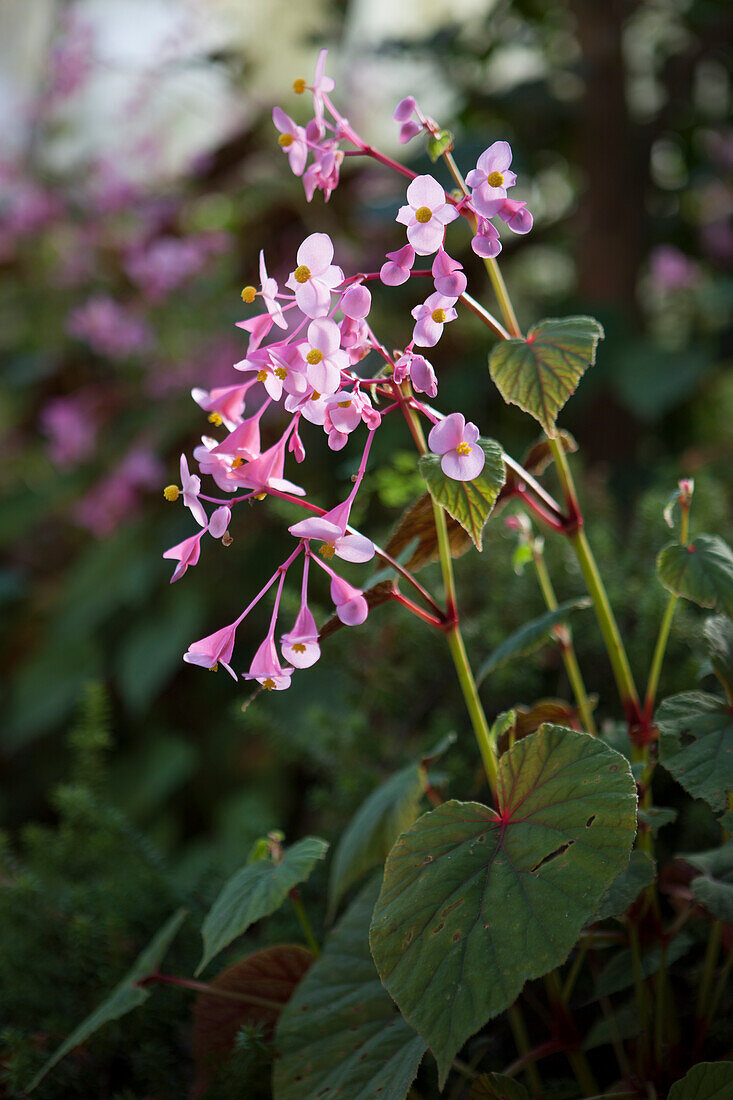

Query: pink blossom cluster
[169,52,533,690]
[67,295,152,359]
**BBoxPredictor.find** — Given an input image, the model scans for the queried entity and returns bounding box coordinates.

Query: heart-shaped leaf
[274,878,426,1100]
[594,851,656,921]
[488,317,604,436]
[419,438,505,550]
[477,597,591,683]
[198,837,328,974]
[703,615,733,699]
[681,840,733,923]
[668,1061,733,1099]
[656,691,733,812]
[657,536,733,616]
[369,725,636,1084]
[27,909,187,1092]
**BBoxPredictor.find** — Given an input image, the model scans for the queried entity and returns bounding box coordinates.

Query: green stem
[653,943,667,1067]
[544,971,599,1097]
[561,943,588,1004]
[531,543,597,735]
[144,972,284,1011]
[705,946,733,1028]
[697,920,722,1022]
[644,595,677,717]
[507,1002,544,1098]
[290,891,320,956]
[628,923,651,1073]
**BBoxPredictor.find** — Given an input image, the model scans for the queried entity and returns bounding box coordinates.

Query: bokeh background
[1,0,731,1095]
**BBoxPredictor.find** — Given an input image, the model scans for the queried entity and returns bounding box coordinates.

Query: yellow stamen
[256,369,268,383]
[208,411,223,426]
[293,78,307,94]
[274,366,288,380]
[231,457,244,468]
[292,643,306,653]
[294,264,311,284]
[241,285,256,303]
[310,390,321,400]
[163,485,180,501]
[456,442,472,456]
[209,663,219,672]
[262,677,276,691]
[431,308,446,323]
[254,492,267,500]
[278,133,294,148]
[306,348,323,364]
[337,400,351,408]
[414,205,432,223]
[319,543,336,560]
[487,170,504,188]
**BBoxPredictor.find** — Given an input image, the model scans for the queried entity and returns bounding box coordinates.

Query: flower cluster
[167,51,533,689]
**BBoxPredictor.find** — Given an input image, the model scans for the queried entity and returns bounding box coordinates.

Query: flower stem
[644,595,677,716]
[140,971,284,1011]
[289,889,320,956]
[507,1002,545,1097]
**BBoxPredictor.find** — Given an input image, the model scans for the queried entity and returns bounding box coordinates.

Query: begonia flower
[393,350,438,398]
[272,107,308,176]
[428,413,485,481]
[432,249,467,297]
[191,381,256,430]
[289,499,374,563]
[243,634,294,690]
[280,604,321,668]
[466,141,516,217]
[304,318,349,394]
[163,530,203,583]
[396,175,459,256]
[184,622,238,679]
[471,217,502,259]
[496,197,533,234]
[180,454,207,527]
[380,243,415,286]
[411,292,458,348]
[329,573,369,625]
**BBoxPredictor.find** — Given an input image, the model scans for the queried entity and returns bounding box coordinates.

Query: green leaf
[594,851,656,921]
[369,726,637,1084]
[703,615,733,699]
[668,1062,733,1099]
[427,129,453,161]
[591,932,693,1000]
[27,908,187,1092]
[638,806,678,831]
[469,1073,530,1099]
[198,837,329,975]
[583,1001,641,1051]
[477,598,591,683]
[656,691,733,812]
[657,536,733,616]
[274,878,426,1100]
[488,316,604,436]
[328,766,425,922]
[419,438,505,551]
[681,840,733,923]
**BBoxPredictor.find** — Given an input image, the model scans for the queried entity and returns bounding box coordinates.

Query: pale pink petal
[341,284,371,320]
[399,120,422,144]
[441,446,485,481]
[295,279,331,318]
[208,506,231,538]
[335,532,375,563]
[289,516,343,541]
[428,413,465,454]
[406,174,445,209]
[296,232,334,275]
[407,219,444,256]
[393,96,416,122]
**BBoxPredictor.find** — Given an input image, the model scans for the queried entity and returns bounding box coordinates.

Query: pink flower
[280,605,321,668]
[466,141,516,217]
[184,623,238,679]
[323,389,380,450]
[428,413,485,481]
[341,283,371,321]
[286,233,344,318]
[191,381,256,430]
[471,217,502,259]
[163,530,203,583]
[304,318,349,394]
[273,108,308,176]
[497,197,533,235]
[307,49,335,127]
[243,634,294,691]
[303,143,344,203]
[329,573,369,626]
[235,311,275,353]
[411,292,458,348]
[258,251,287,328]
[194,436,242,493]
[380,243,415,287]
[393,97,422,143]
[231,429,305,496]
[396,175,459,256]
[289,500,374,563]
[393,351,438,398]
[432,249,467,297]
[180,454,207,527]
[212,405,265,462]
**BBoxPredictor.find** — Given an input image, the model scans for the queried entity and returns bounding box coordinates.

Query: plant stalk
[290,889,320,956]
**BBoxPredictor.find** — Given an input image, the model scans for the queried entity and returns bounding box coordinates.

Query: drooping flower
[496,197,533,235]
[466,141,516,217]
[428,413,485,481]
[230,427,305,496]
[243,634,294,690]
[432,249,467,297]
[380,243,415,287]
[393,350,438,398]
[329,572,369,625]
[289,499,374,563]
[163,530,203,583]
[179,454,207,527]
[303,143,344,203]
[471,217,502,259]
[257,250,287,328]
[272,107,308,176]
[286,233,344,318]
[396,175,459,256]
[411,292,458,348]
[280,604,321,669]
[191,381,256,430]
[184,622,238,679]
[393,96,422,143]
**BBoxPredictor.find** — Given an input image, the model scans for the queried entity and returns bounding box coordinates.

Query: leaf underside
[656,691,733,812]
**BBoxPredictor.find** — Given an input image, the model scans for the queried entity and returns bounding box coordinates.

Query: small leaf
[638,806,678,831]
[383,492,473,574]
[476,598,591,683]
[274,878,426,1100]
[488,316,604,436]
[591,932,693,1000]
[469,1073,530,1099]
[657,536,733,617]
[514,698,585,740]
[198,837,328,974]
[419,438,506,550]
[594,851,656,921]
[427,129,453,161]
[668,1062,733,1099]
[27,909,187,1092]
[656,691,733,812]
[193,944,312,1094]
[681,840,733,923]
[703,615,733,699]
[370,726,637,1084]
[583,1001,641,1051]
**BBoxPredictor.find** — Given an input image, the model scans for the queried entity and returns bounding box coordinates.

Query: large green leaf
[703,615,733,699]
[274,878,426,1100]
[594,851,656,921]
[657,536,733,617]
[198,837,328,974]
[682,840,733,923]
[488,316,604,436]
[419,438,505,550]
[656,691,733,812]
[668,1062,733,1099]
[476,597,591,683]
[27,909,187,1092]
[369,725,637,1084]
